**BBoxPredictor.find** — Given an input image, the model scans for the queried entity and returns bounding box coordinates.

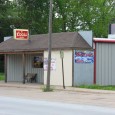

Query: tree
[3,0,114,38]
[0,0,12,42]
[17,0,49,34]
[53,0,115,37]
[79,0,115,37]
[53,0,80,32]
[0,0,24,42]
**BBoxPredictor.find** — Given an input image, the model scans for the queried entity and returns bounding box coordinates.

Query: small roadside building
[0,32,94,86]
[94,38,115,86]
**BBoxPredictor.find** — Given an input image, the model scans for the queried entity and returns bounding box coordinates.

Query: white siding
[44,50,72,86]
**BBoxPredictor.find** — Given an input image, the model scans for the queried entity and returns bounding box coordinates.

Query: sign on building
[44,58,56,71]
[74,50,94,64]
[13,29,29,40]
[60,50,64,58]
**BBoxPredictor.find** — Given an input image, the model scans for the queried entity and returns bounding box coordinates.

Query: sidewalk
[0,81,115,94]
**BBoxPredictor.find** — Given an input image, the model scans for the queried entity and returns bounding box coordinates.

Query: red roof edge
[93,38,115,43]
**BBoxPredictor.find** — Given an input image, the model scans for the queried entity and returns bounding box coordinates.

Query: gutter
[94,38,115,43]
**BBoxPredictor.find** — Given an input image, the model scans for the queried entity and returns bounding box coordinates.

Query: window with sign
[33,55,43,68]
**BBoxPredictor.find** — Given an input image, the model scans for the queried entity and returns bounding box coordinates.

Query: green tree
[4,0,114,37]
[0,0,22,42]
[17,0,49,34]
[53,0,115,37]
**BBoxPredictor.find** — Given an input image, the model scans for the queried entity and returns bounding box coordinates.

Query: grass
[0,73,5,80]
[77,85,115,90]
[41,85,54,92]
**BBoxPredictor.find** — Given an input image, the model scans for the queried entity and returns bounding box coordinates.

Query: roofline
[93,38,115,43]
[0,47,93,54]
[0,51,44,55]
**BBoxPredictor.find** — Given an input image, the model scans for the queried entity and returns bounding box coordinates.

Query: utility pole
[46,0,53,90]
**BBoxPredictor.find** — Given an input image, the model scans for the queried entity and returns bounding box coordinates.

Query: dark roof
[0,32,92,53]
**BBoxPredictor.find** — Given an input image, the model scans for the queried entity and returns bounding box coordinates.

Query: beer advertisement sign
[13,29,29,40]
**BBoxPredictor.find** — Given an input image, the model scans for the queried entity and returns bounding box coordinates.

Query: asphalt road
[0,96,115,115]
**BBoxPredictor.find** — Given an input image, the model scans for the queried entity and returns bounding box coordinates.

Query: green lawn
[0,73,5,80]
[77,85,115,91]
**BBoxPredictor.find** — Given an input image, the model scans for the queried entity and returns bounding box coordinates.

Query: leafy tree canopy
[0,0,115,42]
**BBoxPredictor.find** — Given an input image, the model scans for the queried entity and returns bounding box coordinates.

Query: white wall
[44,50,72,86]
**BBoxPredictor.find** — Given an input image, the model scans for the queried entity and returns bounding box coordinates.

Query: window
[33,56,43,68]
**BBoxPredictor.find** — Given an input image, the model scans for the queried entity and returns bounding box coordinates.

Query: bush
[41,86,54,92]
[0,73,5,80]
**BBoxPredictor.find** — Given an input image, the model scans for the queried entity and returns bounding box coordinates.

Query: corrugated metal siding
[7,54,44,83]
[96,43,115,85]
[25,54,44,83]
[7,54,23,82]
[78,31,93,47]
[74,50,94,86]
